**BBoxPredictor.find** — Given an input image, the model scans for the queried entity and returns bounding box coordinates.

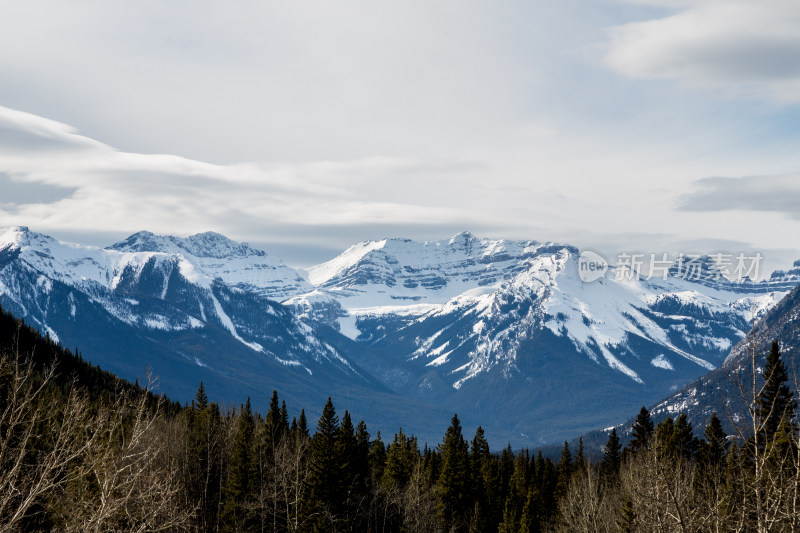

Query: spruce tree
[757,341,797,441]
[305,397,341,530]
[556,441,572,500]
[298,408,309,436]
[221,398,257,530]
[382,428,417,490]
[575,437,586,472]
[436,414,471,530]
[600,428,622,483]
[470,427,491,532]
[672,413,699,459]
[703,412,728,467]
[337,411,358,530]
[194,381,208,410]
[629,406,654,452]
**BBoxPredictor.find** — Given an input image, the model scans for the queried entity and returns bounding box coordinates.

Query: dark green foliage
[702,412,728,468]
[757,341,796,442]
[556,441,572,500]
[436,414,471,530]
[629,406,654,452]
[600,428,622,482]
[187,383,223,532]
[656,413,698,459]
[221,398,257,530]
[305,397,341,531]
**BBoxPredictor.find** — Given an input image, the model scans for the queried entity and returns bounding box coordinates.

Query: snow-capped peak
[109,230,267,259]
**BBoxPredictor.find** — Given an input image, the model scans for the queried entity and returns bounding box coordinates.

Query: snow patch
[651,354,674,370]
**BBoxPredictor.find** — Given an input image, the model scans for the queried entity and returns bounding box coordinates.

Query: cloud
[604,0,800,101]
[0,106,496,248]
[678,174,800,219]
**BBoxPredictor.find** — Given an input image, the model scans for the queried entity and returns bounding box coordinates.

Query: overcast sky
[0,0,799,271]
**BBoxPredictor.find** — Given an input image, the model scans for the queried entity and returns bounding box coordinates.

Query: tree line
[1,307,800,531]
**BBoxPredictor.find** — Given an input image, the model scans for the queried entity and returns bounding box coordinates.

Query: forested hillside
[2,307,800,532]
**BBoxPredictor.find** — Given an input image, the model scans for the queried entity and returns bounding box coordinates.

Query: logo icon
[578,250,608,283]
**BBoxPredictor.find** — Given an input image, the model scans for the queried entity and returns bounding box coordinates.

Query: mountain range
[1,225,797,446]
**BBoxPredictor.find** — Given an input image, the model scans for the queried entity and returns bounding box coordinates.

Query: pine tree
[703,412,728,468]
[187,383,222,532]
[629,406,654,452]
[600,428,622,483]
[337,411,359,530]
[470,427,491,532]
[298,409,309,437]
[305,397,341,531]
[368,431,387,483]
[221,398,257,530]
[352,420,371,530]
[265,390,283,445]
[556,441,572,500]
[499,450,529,532]
[382,428,417,490]
[575,437,586,472]
[194,381,208,410]
[436,414,471,531]
[757,341,797,442]
[672,413,699,459]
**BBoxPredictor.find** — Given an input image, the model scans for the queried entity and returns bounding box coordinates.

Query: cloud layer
[605,0,800,101]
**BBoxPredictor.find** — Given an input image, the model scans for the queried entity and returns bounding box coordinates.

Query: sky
[0,0,799,271]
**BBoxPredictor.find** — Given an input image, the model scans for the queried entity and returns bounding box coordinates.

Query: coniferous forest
[2,306,800,532]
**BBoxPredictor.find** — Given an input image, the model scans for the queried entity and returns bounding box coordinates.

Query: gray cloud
[0,172,77,205]
[678,175,800,219]
[605,0,800,101]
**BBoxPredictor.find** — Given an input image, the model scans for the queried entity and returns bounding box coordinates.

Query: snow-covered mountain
[1,226,798,445]
[0,227,447,439]
[288,232,796,441]
[293,233,788,385]
[108,230,312,300]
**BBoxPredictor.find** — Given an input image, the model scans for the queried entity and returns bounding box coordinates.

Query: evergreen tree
[382,428,417,490]
[575,437,586,472]
[194,381,208,410]
[470,427,491,532]
[368,431,387,483]
[352,420,372,530]
[556,441,572,500]
[629,406,654,452]
[298,408,309,437]
[221,398,257,530]
[600,428,622,482]
[672,413,699,459]
[187,383,222,532]
[702,412,728,468]
[265,389,283,445]
[305,397,341,531]
[337,411,359,530]
[757,341,797,442]
[436,414,471,531]
[499,450,529,532]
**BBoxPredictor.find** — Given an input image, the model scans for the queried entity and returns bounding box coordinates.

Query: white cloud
[605,0,800,101]
[0,106,485,242]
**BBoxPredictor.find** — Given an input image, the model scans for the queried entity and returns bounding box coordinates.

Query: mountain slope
[651,282,800,432]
